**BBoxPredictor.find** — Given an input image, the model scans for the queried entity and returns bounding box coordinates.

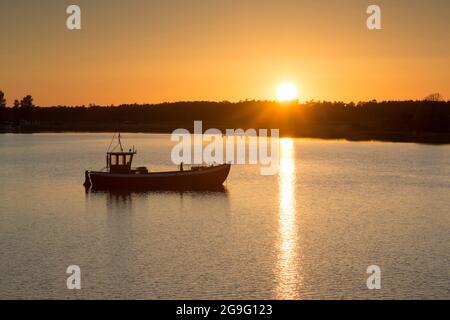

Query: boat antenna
[107,133,116,153]
[106,132,124,153]
[118,132,124,152]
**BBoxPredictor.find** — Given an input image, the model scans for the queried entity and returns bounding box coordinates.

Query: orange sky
[1,0,449,106]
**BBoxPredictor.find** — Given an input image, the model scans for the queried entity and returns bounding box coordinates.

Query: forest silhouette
[1,93,449,143]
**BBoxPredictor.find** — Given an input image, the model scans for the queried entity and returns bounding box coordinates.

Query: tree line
[0,90,449,142]
[0,91,34,109]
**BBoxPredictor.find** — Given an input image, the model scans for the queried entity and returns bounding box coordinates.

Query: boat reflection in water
[86,186,228,204]
[85,186,229,216]
[274,138,302,299]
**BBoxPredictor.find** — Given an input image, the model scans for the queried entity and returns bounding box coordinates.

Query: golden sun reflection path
[274,138,302,299]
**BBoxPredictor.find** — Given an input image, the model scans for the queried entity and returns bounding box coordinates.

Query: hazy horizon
[4,97,450,108]
[1,0,449,106]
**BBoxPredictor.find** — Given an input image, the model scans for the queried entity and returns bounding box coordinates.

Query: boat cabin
[107,151,136,173]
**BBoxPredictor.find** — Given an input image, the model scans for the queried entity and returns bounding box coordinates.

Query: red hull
[87,164,231,190]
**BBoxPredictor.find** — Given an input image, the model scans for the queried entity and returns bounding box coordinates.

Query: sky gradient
[1,0,449,106]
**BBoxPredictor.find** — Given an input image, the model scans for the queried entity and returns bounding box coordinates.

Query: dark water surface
[0,133,449,299]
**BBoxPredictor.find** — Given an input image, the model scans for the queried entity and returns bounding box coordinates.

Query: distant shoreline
[2,126,450,145]
[2,100,450,144]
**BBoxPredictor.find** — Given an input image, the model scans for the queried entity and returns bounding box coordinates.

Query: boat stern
[83,170,91,187]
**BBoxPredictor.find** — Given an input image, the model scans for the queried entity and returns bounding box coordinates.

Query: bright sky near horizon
[1,0,449,106]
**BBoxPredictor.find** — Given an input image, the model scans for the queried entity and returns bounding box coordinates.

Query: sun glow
[276,82,298,102]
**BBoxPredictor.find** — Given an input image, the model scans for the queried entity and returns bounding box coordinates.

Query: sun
[276,82,298,102]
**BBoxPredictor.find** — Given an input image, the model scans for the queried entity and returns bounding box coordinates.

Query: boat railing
[180,163,221,171]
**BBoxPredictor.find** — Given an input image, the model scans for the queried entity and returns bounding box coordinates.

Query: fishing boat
[83,134,231,190]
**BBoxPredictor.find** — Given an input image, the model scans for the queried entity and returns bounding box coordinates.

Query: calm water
[0,133,449,299]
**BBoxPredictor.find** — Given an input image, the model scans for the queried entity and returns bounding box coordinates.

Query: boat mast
[118,132,124,152]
